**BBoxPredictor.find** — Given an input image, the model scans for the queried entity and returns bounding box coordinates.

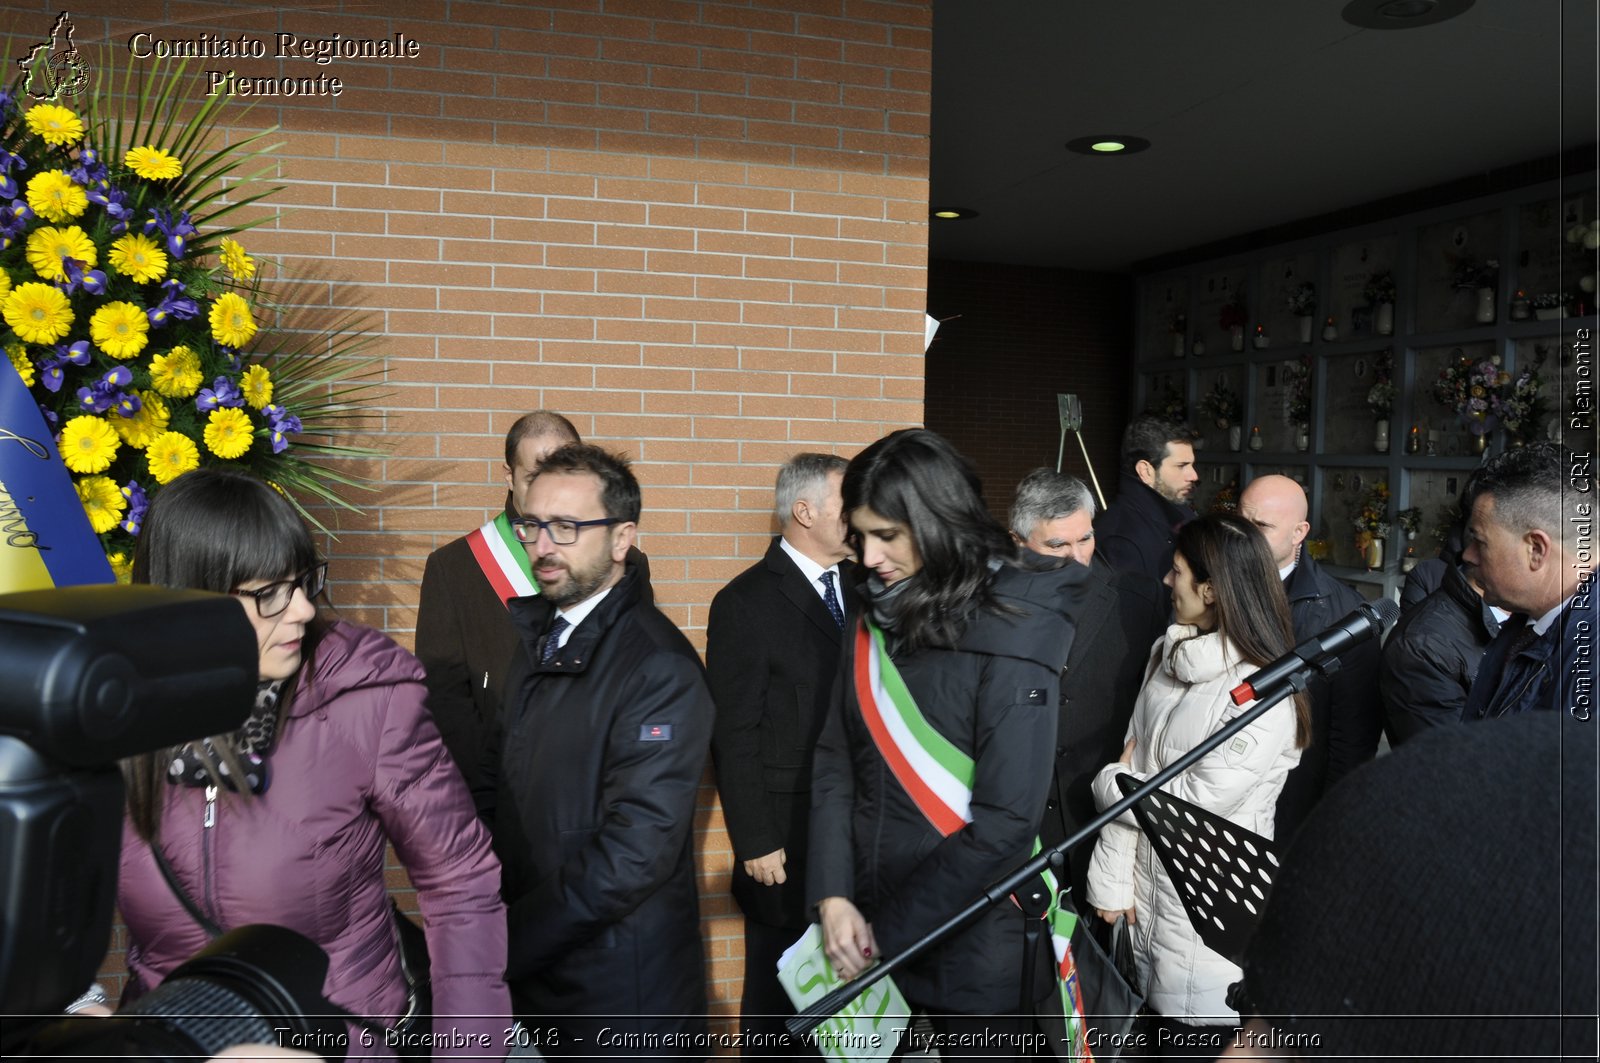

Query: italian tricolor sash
[465,513,537,606]
[853,618,1098,1061]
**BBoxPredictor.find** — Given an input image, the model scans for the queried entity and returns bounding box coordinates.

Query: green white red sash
[852,618,1097,1061]
[465,512,537,605]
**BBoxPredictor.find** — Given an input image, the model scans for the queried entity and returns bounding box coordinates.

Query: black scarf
[166,680,284,794]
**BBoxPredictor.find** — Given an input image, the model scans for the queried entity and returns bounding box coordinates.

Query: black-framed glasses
[231,562,328,618]
[511,517,621,546]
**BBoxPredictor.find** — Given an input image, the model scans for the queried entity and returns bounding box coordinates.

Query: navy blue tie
[541,616,569,664]
[819,571,845,629]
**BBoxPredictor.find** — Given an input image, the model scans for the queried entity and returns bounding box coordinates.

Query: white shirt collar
[1529,595,1573,637]
[554,585,613,647]
[779,534,840,600]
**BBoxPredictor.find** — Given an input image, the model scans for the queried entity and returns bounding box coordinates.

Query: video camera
[0,585,348,1059]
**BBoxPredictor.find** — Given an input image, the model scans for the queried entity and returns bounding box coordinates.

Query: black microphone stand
[786,657,1331,1038]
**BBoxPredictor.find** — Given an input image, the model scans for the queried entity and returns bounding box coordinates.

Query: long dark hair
[123,467,325,840]
[843,428,1017,650]
[1174,514,1311,748]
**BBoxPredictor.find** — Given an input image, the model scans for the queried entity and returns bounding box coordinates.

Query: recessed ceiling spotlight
[1341,0,1474,29]
[930,207,979,220]
[1065,135,1150,156]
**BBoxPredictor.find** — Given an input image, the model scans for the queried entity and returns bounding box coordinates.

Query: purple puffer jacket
[118,621,510,1058]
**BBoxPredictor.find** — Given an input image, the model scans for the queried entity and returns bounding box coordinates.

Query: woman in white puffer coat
[1086,514,1309,1057]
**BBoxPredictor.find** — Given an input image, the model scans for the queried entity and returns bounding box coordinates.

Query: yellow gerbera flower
[25,170,88,223]
[3,282,74,344]
[111,391,170,449]
[209,292,257,348]
[125,146,184,180]
[6,342,34,387]
[149,345,205,399]
[25,104,85,147]
[220,238,256,280]
[90,301,151,359]
[107,550,133,584]
[204,407,254,459]
[0,271,11,300]
[75,475,126,534]
[59,415,122,474]
[108,232,169,284]
[240,365,273,409]
[146,431,201,485]
[25,225,97,281]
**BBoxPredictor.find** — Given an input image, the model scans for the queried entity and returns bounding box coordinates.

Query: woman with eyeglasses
[115,467,511,1056]
[808,429,1080,1056]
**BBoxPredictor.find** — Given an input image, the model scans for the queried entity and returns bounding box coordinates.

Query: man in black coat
[1094,415,1199,583]
[1381,561,1504,744]
[482,444,711,1056]
[1008,468,1167,909]
[415,410,580,790]
[1239,475,1382,841]
[707,453,854,1052]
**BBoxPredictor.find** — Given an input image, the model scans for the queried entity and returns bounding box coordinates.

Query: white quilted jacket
[1085,624,1301,1022]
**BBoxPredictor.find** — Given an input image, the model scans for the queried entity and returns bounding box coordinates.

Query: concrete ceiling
[928,0,1598,272]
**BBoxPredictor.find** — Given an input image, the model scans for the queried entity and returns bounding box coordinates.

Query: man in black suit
[707,452,853,1053]
[1010,468,1167,910]
[1239,474,1382,841]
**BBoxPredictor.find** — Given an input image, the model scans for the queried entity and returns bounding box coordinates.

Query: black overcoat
[485,559,710,1047]
[706,537,857,929]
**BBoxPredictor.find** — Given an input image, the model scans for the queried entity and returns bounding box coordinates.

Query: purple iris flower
[36,403,58,428]
[87,184,133,235]
[0,199,34,245]
[147,279,200,328]
[144,208,198,258]
[195,375,244,413]
[264,403,302,453]
[220,347,243,372]
[68,147,108,187]
[76,365,134,414]
[57,257,108,296]
[120,481,149,535]
[112,391,143,418]
[39,340,91,393]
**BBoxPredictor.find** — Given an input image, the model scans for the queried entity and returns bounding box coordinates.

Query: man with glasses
[483,443,712,1055]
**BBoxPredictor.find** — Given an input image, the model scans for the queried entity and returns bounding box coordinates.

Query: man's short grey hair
[774,452,848,524]
[1010,467,1096,540]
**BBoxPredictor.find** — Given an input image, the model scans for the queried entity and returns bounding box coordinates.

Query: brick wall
[925,257,1134,518]
[2,0,932,1030]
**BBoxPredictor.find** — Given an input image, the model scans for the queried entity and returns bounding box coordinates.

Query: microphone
[1229,598,1400,706]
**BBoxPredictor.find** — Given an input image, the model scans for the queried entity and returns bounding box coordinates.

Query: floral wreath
[1,61,379,578]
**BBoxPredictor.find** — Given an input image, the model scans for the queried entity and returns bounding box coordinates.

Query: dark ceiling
[928,0,1599,273]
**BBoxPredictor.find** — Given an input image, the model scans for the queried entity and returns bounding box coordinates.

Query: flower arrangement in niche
[1397,506,1423,540]
[1362,270,1396,306]
[1495,362,1547,443]
[1353,480,1391,551]
[1431,350,1508,438]
[1199,378,1241,429]
[1285,281,1316,317]
[1285,354,1312,425]
[1,60,382,579]
[1144,383,1187,425]
[1366,347,1395,418]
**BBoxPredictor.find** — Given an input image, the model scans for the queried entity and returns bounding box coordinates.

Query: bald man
[1239,475,1383,841]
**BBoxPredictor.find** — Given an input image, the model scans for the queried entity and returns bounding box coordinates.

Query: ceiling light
[1341,0,1474,29]
[930,207,979,220]
[1065,135,1150,156]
